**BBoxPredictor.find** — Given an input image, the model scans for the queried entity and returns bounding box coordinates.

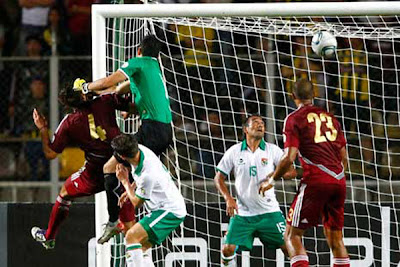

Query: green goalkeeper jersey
[119,56,172,123]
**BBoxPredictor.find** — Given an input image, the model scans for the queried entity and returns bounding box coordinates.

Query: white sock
[143,250,154,267]
[221,253,236,266]
[126,243,143,267]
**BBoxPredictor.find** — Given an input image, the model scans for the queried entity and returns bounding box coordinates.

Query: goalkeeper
[74,34,173,244]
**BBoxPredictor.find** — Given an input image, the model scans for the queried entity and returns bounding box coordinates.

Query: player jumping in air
[73,34,173,244]
[30,81,135,249]
[112,134,186,267]
[259,79,350,267]
[215,115,296,266]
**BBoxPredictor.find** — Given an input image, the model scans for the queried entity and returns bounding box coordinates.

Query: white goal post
[92,2,400,267]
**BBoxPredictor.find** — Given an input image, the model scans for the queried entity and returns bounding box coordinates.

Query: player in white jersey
[112,134,186,267]
[215,115,297,266]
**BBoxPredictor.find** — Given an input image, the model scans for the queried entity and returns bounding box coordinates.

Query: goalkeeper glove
[73,78,90,94]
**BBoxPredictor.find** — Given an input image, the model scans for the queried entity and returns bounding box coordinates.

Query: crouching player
[112,134,186,267]
[31,80,135,249]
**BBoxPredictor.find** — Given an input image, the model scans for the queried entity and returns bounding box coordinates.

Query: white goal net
[93,3,400,266]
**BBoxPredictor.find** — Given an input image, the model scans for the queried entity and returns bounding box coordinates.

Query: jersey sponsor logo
[261,158,268,166]
[301,218,309,224]
[238,158,245,165]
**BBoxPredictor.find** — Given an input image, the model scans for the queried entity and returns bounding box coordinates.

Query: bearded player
[30,80,135,249]
[260,79,350,267]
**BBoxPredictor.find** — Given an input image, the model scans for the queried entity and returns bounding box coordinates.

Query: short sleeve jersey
[131,145,187,218]
[119,57,172,124]
[49,94,130,168]
[283,104,346,184]
[216,139,283,216]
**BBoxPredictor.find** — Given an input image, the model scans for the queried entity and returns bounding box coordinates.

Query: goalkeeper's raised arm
[83,69,126,93]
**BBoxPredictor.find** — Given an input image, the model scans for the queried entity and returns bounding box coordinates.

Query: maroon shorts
[64,164,135,223]
[287,182,345,230]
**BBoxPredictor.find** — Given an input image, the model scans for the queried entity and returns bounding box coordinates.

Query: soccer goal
[93,2,400,266]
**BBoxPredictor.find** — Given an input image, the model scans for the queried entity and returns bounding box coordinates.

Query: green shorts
[224,211,286,251]
[139,210,185,246]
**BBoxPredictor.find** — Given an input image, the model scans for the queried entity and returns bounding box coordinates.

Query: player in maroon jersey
[30,83,136,249]
[259,79,350,267]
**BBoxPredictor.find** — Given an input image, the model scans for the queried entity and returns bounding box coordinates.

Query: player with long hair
[31,81,135,249]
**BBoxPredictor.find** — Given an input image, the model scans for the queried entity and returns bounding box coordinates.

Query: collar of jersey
[240,139,266,151]
[134,150,145,175]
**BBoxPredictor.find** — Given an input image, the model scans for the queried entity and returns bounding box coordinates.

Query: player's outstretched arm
[259,147,298,196]
[87,70,127,92]
[282,163,297,180]
[115,80,131,95]
[214,171,238,217]
[32,108,58,160]
[272,147,298,180]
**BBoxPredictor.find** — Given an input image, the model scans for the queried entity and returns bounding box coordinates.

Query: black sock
[104,173,122,223]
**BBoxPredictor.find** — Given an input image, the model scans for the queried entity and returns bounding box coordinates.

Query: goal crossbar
[92,2,400,17]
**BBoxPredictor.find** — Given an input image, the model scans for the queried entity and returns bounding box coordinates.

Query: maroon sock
[292,261,309,267]
[333,257,350,266]
[291,255,309,267]
[45,195,71,240]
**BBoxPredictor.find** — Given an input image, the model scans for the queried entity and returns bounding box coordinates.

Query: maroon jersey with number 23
[283,104,346,184]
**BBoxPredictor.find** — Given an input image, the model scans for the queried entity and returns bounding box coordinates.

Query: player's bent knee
[125,223,148,244]
[222,244,236,257]
[59,184,72,200]
[125,229,146,244]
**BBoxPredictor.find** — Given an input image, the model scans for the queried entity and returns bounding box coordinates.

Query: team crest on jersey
[121,62,129,68]
[140,188,145,195]
[261,158,268,166]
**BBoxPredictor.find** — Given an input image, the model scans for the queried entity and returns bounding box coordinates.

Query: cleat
[31,227,55,249]
[97,222,121,244]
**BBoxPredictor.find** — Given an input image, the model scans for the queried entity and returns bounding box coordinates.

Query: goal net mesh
[103,14,400,266]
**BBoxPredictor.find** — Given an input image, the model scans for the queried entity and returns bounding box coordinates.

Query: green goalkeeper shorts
[139,209,185,246]
[224,211,286,251]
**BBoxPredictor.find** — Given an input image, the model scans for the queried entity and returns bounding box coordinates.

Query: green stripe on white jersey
[217,139,283,216]
[131,145,186,218]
